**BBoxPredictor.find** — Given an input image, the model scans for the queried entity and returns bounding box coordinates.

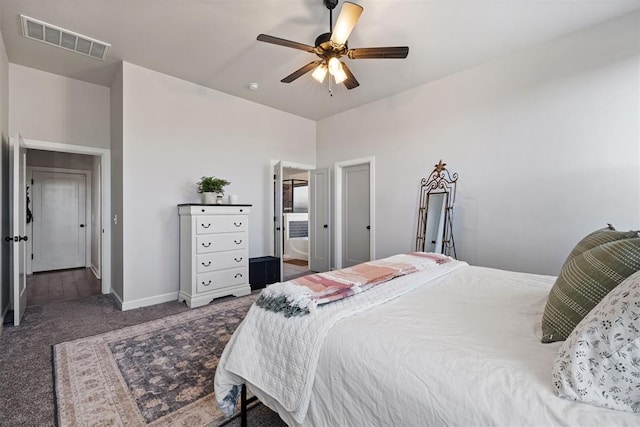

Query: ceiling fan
[257,0,409,91]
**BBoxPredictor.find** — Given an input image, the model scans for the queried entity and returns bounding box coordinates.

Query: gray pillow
[542,237,640,343]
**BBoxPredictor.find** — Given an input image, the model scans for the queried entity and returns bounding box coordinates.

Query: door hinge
[31,254,33,260]
[31,179,34,185]
[273,174,276,180]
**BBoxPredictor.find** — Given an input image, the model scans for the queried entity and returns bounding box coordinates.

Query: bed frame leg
[241,384,248,427]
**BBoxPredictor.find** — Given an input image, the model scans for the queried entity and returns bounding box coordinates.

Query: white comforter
[218,265,640,426]
[214,260,467,422]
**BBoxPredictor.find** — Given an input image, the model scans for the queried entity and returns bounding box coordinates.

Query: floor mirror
[416,160,458,258]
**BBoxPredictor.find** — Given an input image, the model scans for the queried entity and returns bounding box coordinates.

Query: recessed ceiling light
[20,15,111,60]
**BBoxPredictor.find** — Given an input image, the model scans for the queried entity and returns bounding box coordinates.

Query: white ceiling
[1,0,639,120]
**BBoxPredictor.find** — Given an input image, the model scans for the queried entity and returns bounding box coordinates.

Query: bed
[214,260,640,426]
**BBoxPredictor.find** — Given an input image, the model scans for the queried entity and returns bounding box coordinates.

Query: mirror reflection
[424,193,447,253]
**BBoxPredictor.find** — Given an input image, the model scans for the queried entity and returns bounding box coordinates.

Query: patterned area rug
[54,294,258,426]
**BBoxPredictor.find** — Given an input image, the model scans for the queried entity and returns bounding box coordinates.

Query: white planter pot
[202,192,219,204]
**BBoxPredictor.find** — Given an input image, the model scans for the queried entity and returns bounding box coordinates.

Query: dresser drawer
[196,233,247,253]
[196,215,248,234]
[197,267,248,293]
[196,250,247,273]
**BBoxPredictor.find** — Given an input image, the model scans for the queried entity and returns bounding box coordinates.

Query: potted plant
[197,176,231,204]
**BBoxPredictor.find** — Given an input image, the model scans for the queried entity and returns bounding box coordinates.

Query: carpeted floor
[0,293,285,426]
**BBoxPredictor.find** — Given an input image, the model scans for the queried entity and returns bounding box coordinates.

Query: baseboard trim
[121,292,178,311]
[110,289,124,310]
[90,264,101,280]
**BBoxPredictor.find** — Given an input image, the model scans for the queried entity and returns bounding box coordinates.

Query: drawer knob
[202,223,211,229]
[239,209,243,212]
[202,261,212,267]
[234,239,242,244]
[234,257,243,262]
[234,273,243,278]
[234,222,242,227]
[202,242,212,248]
[202,280,212,286]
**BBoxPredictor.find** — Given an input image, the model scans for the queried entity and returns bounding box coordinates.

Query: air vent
[20,15,110,60]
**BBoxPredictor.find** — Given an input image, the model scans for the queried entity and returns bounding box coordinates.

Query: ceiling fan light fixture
[311,63,328,83]
[330,2,364,46]
[327,57,342,75]
[333,67,348,84]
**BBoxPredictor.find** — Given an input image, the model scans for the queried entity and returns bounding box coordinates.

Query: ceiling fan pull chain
[329,73,333,97]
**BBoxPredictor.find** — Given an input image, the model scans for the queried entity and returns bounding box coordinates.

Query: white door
[309,168,330,272]
[32,171,87,271]
[9,135,27,326]
[342,163,370,268]
[274,161,284,281]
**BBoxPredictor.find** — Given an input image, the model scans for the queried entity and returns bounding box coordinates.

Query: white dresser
[178,204,252,308]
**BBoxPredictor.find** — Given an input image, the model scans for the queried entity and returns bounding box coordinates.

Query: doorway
[334,157,375,269]
[21,139,111,294]
[281,168,310,280]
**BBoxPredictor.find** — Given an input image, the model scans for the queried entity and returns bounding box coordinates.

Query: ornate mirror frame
[415,160,458,258]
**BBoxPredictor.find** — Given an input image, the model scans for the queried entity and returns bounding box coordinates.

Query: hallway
[26,268,101,306]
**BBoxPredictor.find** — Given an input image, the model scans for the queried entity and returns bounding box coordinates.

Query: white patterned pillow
[551,269,640,412]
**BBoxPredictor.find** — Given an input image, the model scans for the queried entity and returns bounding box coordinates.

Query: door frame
[268,160,315,281]
[26,167,92,275]
[20,138,111,295]
[334,157,376,269]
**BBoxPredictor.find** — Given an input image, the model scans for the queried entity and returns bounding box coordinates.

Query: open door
[309,168,330,272]
[9,135,27,326]
[273,161,284,281]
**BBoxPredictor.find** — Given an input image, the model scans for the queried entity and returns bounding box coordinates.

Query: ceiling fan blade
[330,2,364,46]
[281,61,322,83]
[340,62,360,90]
[257,34,315,52]
[347,46,409,59]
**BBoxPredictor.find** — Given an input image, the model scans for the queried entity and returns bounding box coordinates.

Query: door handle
[366,225,371,230]
[323,224,328,229]
[80,224,85,228]
[5,236,28,242]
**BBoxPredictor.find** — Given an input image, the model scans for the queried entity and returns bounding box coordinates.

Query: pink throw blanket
[255,252,452,316]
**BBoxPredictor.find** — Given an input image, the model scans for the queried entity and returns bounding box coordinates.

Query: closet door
[341,163,370,268]
[273,161,284,281]
[309,168,330,272]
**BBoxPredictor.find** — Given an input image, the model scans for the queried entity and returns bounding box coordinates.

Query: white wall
[9,64,110,148]
[317,12,640,275]
[120,62,315,305]
[0,23,10,331]
[110,64,124,301]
